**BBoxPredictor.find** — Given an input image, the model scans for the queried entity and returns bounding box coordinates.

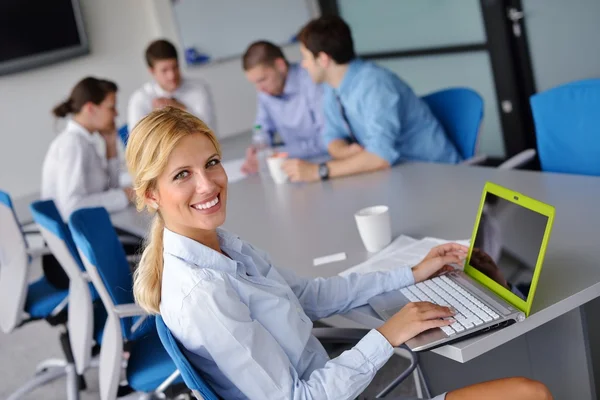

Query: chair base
[7,359,79,400]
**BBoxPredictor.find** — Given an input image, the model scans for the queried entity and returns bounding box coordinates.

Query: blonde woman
[125,107,552,400]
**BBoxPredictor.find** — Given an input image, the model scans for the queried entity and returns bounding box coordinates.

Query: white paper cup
[354,205,392,252]
[267,156,288,184]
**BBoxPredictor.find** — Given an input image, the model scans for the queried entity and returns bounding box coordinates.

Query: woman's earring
[151,201,159,209]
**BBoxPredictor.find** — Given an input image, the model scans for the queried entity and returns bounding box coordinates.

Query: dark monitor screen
[469,192,549,302]
[0,0,88,75]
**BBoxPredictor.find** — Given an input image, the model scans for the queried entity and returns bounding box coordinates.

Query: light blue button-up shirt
[323,59,462,165]
[159,228,416,400]
[256,63,328,159]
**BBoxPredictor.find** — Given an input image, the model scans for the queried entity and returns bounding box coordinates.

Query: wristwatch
[318,162,330,181]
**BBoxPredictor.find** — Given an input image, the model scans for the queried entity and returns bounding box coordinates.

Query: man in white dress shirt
[127,39,216,131]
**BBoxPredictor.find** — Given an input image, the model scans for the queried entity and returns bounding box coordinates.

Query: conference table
[16,133,600,399]
[107,139,600,399]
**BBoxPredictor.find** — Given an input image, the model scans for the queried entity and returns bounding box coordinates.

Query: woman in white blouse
[125,107,552,400]
[43,76,134,219]
[41,77,136,288]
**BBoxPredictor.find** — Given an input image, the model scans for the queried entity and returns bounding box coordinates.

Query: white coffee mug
[354,205,392,252]
[267,156,289,184]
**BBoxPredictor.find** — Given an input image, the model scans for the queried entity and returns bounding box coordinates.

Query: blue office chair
[69,207,184,400]
[156,316,220,400]
[530,78,600,176]
[0,191,76,399]
[118,124,129,146]
[421,88,486,165]
[30,200,107,380]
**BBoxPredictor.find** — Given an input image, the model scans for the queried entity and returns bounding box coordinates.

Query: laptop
[368,182,555,351]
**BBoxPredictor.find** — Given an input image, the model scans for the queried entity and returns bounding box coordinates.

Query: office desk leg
[419,307,596,400]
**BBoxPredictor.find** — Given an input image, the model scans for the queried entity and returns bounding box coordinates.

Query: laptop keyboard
[400,275,501,336]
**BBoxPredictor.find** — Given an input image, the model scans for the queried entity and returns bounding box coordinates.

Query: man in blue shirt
[241,41,328,173]
[283,16,461,182]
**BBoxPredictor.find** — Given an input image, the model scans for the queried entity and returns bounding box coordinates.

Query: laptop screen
[469,192,549,303]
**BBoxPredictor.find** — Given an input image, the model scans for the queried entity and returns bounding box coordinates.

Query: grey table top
[111,161,600,362]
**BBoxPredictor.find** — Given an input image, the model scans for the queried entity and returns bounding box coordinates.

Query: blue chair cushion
[92,305,153,345]
[25,276,68,319]
[127,329,184,392]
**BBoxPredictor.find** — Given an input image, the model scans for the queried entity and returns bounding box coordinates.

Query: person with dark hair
[43,76,135,219]
[240,41,327,174]
[41,77,137,289]
[127,38,215,131]
[282,16,461,182]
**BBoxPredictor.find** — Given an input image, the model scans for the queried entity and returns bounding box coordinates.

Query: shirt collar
[150,78,185,98]
[163,227,243,274]
[66,119,97,144]
[337,58,364,97]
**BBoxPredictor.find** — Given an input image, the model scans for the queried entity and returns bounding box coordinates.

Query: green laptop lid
[464,182,555,316]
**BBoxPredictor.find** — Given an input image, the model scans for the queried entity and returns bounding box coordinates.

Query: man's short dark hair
[242,41,288,70]
[298,16,356,64]
[145,39,178,68]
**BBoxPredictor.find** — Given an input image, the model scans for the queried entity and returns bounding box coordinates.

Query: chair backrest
[118,124,129,146]
[30,200,97,374]
[69,207,134,400]
[421,88,484,160]
[156,316,220,400]
[68,207,135,335]
[530,78,600,176]
[0,191,30,333]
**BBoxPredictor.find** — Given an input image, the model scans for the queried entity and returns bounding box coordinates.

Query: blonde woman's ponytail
[133,214,165,314]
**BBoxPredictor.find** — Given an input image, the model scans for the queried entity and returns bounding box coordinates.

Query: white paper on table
[313,252,347,266]
[222,158,248,183]
[340,235,470,277]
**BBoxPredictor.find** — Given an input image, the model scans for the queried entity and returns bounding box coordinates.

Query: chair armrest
[311,327,420,399]
[311,327,371,343]
[51,296,69,317]
[461,154,488,166]
[26,246,52,259]
[497,148,536,170]
[113,303,148,318]
[375,344,419,399]
[126,254,142,264]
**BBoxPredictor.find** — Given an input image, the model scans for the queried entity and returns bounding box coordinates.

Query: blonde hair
[125,107,221,314]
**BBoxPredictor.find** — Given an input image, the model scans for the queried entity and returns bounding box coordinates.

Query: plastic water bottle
[252,124,273,177]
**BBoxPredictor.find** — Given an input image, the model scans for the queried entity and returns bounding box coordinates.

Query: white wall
[0,0,159,197]
[523,0,600,92]
[149,0,302,139]
[0,0,298,198]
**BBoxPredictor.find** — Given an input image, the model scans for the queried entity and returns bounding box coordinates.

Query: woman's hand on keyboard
[412,243,469,283]
[376,302,456,347]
